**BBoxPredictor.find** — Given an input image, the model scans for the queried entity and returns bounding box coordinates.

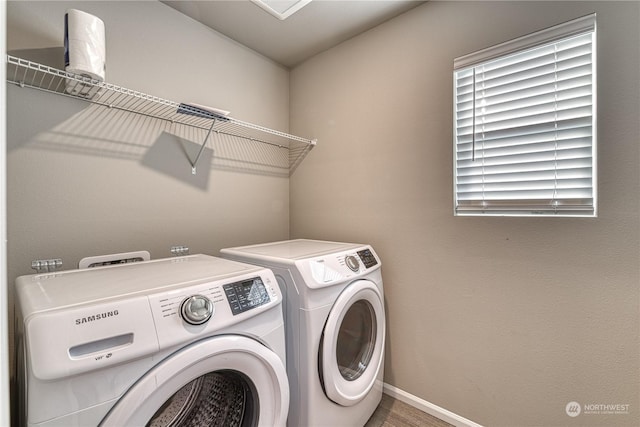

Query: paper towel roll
[64,9,105,95]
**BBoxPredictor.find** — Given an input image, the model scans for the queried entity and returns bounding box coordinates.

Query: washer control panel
[357,248,378,268]
[148,271,280,350]
[223,277,271,315]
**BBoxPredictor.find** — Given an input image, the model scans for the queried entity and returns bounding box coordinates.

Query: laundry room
[1,1,639,426]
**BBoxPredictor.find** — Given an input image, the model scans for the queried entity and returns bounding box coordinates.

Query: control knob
[181,295,214,325]
[345,255,360,272]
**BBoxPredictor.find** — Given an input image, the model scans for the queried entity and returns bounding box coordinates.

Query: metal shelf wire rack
[6,55,316,174]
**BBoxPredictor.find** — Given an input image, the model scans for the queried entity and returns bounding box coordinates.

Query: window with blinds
[453,15,596,217]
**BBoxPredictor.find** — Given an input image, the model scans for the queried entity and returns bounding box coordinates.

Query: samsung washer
[14,254,289,426]
[221,239,385,427]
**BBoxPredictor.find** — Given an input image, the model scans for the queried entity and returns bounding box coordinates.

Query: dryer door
[100,335,289,427]
[319,279,385,407]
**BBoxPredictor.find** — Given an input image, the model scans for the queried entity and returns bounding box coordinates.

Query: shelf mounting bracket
[189,118,216,175]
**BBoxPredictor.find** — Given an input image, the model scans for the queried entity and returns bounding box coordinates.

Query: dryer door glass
[336,300,376,381]
[320,280,385,407]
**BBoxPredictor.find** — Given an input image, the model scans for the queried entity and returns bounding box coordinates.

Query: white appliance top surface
[223,239,365,260]
[16,254,262,311]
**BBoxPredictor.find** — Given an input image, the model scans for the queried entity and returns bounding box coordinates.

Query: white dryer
[221,239,385,427]
[14,254,289,426]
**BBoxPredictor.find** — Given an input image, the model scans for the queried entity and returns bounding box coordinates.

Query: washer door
[320,280,385,407]
[100,335,289,427]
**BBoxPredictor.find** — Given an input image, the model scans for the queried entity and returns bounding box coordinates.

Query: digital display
[357,249,378,268]
[223,277,270,315]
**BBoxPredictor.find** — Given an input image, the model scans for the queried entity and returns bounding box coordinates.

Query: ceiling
[162,0,427,68]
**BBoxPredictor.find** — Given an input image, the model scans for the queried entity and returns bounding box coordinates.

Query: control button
[180,295,214,325]
[345,255,360,272]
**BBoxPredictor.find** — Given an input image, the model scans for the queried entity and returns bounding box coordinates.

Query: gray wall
[290,1,639,426]
[6,0,291,377]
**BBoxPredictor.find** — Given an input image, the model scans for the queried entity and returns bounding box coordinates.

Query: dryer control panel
[304,246,381,289]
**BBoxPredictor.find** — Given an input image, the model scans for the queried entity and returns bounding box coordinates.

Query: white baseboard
[382,383,483,427]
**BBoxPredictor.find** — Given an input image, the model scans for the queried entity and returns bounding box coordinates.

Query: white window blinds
[453,15,596,216]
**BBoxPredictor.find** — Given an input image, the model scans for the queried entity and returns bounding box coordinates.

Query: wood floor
[365,394,454,427]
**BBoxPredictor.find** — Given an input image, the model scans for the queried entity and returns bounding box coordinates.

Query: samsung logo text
[75,310,119,325]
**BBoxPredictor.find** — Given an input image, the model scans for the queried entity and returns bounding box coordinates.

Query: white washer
[221,239,385,427]
[14,254,289,427]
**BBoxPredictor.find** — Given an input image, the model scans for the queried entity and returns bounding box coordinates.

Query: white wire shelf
[6,55,316,174]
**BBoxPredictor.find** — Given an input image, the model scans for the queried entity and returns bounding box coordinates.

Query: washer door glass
[148,370,254,427]
[101,336,289,427]
[320,280,385,407]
